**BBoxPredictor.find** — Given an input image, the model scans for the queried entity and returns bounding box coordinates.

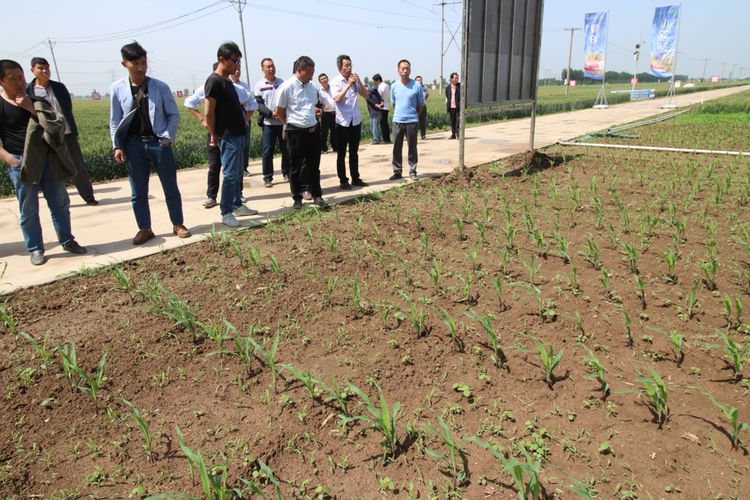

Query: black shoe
[293,200,303,210]
[351,179,368,187]
[314,197,330,209]
[62,240,87,254]
[339,181,351,190]
[282,174,289,181]
[85,199,99,206]
[389,173,403,180]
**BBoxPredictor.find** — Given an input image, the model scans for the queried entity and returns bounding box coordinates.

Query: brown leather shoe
[132,228,155,245]
[173,224,191,239]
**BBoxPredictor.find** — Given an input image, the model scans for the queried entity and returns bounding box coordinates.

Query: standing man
[109,42,190,245]
[275,56,329,210]
[254,58,288,188]
[317,73,336,153]
[185,62,255,208]
[27,57,98,206]
[374,73,391,143]
[366,83,383,144]
[415,75,429,140]
[331,54,369,190]
[389,59,424,182]
[229,65,257,178]
[1,59,86,265]
[445,72,460,139]
[204,42,258,228]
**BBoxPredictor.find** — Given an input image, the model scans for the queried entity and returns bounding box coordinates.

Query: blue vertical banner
[650,5,681,78]
[583,12,608,80]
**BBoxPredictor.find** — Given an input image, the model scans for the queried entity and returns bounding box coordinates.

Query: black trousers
[206,133,243,200]
[418,107,427,138]
[286,126,322,201]
[335,123,362,183]
[392,122,418,175]
[320,112,336,152]
[449,108,459,137]
[379,109,391,142]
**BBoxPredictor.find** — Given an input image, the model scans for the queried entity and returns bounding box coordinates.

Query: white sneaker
[222,213,240,227]
[234,205,259,217]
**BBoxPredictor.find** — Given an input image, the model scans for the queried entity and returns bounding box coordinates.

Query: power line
[52,1,225,43]
[314,0,434,20]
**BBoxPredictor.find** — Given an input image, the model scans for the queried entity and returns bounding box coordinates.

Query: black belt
[139,135,158,142]
[286,124,318,133]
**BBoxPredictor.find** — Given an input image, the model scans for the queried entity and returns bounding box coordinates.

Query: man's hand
[7,156,21,168]
[113,148,126,164]
[16,95,36,116]
[348,74,359,86]
[159,138,172,149]
[208,134,217,148]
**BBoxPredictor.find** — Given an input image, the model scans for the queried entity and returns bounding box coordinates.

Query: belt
[286,124,318,133]
[139,135,158,142]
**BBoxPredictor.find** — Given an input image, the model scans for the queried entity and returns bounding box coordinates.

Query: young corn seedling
[469,437,543,500]
[112,267,142,301]
[465,309,507,368]
[663,248,678,284]
[122,399,158,462]
[700,254,719,291]
[521,254,541,285]
[688,387,748,450]
[457,273,476,305]
[625,368,670,428]
[581,346,610,399]
[20,331,57,373]
[634,274,647,310]
[350,277,368,314]
[686,279,700,320]
[501,221,517,249]
[346,383,402,460]
[723,295,744,330]
[429,258,441,294]
[581,236,602,270]
[77,351,108,402]
[622,242,639,275]
[454,215,467,241]
[325,275,339,305]
[666,329,685,366]
[555,234,571,264]
[719,332,749,382]
[407,302,429,337]
[536,342,564,389]
[621,309,634,347]
[324,234,339,255]
[473,220,488,245]
[437,307,463,352]
[0,301,18,334]
[249,332,282,390]
[280,364,318,401]
[423,416,466,486]
[467,245,480,271]
[315,376,351,418]
[492,277,508,312]
[58,342,82,389]
[176,426,239,499]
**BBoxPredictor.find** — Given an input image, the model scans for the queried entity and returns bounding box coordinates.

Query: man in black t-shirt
[0,59,86,266]
[204,42,258,228]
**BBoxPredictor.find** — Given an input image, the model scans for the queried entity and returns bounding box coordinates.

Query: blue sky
[1,0,746,95]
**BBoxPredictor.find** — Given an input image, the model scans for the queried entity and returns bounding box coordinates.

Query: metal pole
[440,1,445,94]
[564,28,579,96]
[721,62,726,80]
[458,0,469,172]
[529,102,536,150]
[46,39,61,81]
[632,43,640,90]
[229,0,251,83]
[701,58,709,82]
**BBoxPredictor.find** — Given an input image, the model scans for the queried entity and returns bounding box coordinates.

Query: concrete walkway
[1,85,747,294]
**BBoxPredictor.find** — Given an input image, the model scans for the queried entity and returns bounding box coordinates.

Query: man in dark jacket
[445,72,460,139]
[27,57,98,205]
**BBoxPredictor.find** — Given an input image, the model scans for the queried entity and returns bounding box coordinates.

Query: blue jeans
[7,154,73,253]
[261,124,289,182]
[124,137,183,230]
[369,115,382,143]
[218,135,244,215]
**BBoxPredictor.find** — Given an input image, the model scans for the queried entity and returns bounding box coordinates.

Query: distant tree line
[557,69,689,84]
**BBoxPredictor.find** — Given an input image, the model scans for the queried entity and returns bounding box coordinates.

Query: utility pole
[701,58,709,82]
[435,1,461,94]
[730,63,736,80]
[228,0,251,83]
[45,38,61,81]
[721,62,726,80]
[563,27,580,96]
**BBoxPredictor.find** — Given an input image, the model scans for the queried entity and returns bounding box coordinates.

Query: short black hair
[415,75,423,80]
[398,59,411,68]
[260,57,273,67]
[212,62,219,71]
[0,59,22,80]
[372,73,382,82]
[121,41,147,62]
[217,42,241,61]
[450,72,459,79]
[336,54,351,69]
[31,57,50,68]
[293,56,315,73]
[318,73,328,81]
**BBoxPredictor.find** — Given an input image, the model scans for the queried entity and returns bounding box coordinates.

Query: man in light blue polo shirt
[389,59,425,182]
